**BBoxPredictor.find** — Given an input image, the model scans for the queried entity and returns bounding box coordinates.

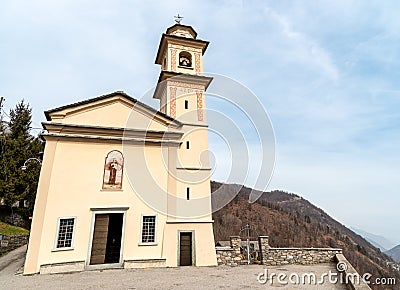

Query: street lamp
[19,157,43,218]
[21,157,42,171]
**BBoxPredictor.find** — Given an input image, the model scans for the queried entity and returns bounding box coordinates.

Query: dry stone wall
[0,234,28,255]
[215,235,342,267]
[216,236,247,266]
[4,214,26,228]
[258,236,342,266]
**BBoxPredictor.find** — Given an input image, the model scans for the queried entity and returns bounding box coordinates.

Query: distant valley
[351,227,396,252]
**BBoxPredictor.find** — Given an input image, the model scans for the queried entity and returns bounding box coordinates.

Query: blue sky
[1,1,399,245]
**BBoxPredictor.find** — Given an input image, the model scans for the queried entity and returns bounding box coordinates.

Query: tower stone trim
[196,91,203,121]
[169,87,177,118]
[195,52,201,75]
[170,49,177,71]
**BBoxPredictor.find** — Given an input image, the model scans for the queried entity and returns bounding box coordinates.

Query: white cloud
[262,5,339,80]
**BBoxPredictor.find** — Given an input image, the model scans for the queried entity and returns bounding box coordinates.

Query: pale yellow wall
[25,138,180,273]
[177,125,210,168]
[171,182,213,219]
[25,118,216,273]
[163,85,207,126]
[175,176,211,199]
[24,140,57,274]
[49,96,170,132]
[174,90,206,124]
[57,100,132,128]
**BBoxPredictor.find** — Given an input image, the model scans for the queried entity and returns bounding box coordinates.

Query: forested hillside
[211,181,399,290]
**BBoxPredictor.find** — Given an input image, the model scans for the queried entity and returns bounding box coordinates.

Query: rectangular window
[186,187,190,200]
[56,218,75,248]
[185,100,189,109]
[141,215,156,243]
[186,141,190,149]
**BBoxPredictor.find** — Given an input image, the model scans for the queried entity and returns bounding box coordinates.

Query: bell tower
[154,22,218,267]
[153,23,212,124]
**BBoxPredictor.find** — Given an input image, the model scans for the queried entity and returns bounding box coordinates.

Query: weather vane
[174,14,184,24]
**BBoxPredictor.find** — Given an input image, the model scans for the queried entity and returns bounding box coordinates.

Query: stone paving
[1,246,348,289]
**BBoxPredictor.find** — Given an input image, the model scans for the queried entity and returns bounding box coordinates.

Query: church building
[24,23,218,274]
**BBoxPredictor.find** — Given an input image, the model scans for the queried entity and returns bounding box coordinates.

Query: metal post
[247,238,250,264]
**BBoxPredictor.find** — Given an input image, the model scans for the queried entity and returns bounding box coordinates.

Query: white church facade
[24,23,218,274]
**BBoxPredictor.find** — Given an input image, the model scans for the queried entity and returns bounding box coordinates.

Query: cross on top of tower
[174,14,184,24]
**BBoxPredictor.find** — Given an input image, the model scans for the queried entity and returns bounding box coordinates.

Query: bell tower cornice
[153,71,213,100]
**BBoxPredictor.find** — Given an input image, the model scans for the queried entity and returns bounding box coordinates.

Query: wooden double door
[90,213,123,265]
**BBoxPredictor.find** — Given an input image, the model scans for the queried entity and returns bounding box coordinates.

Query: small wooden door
[179,232,192,266]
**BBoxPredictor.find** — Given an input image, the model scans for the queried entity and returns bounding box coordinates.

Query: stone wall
[258,236,342,266]
[4,213,26,228]
[216,236,247,266]
[0,234,29,255]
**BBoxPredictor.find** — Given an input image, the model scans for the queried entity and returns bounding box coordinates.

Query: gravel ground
[1,246,347,290]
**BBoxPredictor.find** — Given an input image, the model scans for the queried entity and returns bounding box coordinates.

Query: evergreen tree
[0,100,44,218]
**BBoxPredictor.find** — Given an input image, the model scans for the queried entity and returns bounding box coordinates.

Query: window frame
[52,216,77,251]
[139,214,157,246]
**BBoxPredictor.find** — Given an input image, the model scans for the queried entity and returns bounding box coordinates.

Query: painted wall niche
[102,150,124,190]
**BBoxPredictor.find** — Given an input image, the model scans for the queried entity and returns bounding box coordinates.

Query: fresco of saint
[102,150,123,190]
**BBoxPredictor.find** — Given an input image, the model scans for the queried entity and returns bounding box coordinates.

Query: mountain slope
[211,181,400,290]
[351,227,396,252]
[387,245,400,263]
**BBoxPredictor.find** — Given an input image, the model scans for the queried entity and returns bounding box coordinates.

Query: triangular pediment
[45,91,182,131]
